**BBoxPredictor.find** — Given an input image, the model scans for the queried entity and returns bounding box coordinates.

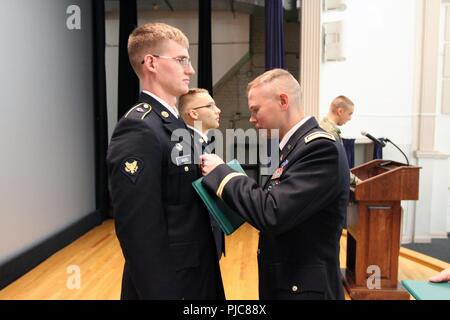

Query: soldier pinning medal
[200,69,349,300]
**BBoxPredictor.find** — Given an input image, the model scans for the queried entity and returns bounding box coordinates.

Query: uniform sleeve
[350,172,361,186]
[107,118,178,299]
[202,140,340,235]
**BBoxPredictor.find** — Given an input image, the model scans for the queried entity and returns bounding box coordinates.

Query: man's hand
[200,154,225,176]
[429,268,450,283]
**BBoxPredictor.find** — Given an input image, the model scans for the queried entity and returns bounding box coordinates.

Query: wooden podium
[342,160,421,300]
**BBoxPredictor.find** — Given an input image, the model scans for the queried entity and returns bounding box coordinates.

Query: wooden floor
[0,219,448,300]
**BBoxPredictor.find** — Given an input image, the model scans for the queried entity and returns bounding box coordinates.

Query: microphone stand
[381,138,410,166]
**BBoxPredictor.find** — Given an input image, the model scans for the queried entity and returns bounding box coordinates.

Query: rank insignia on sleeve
[125,161,139,174]
[120,158,144,183]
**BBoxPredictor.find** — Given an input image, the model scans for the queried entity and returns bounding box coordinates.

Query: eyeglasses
[141,54,192,67]
[192,103,219,111]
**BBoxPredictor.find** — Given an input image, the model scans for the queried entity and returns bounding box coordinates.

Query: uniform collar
[187,125,209,143]
[264,117,320,190]
[139,91,183,124]
[139,92,194,154]
[321,116,341,135]
[279,116,312,151]
[141,90,179,118]
[279,117,320,159]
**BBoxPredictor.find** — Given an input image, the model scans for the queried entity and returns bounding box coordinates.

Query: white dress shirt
[279,116,312,151]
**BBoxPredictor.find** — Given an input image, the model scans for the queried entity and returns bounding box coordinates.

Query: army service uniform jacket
[107,92,225,300]
[319,117,342,143]
[202,117,349,300]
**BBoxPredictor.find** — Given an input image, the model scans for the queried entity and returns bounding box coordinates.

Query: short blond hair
[330,96,354,112]
[178,88,210,114]
[128,22,189,75]
[247,69,302,106]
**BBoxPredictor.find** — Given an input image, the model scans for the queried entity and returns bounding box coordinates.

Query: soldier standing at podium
[200,69,349,300]
[107,23,224,300]
[319,96,361,186]
[179,88,225,260]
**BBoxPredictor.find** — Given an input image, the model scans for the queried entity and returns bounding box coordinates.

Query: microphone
[360,131,410,166]
[361,130,386,147]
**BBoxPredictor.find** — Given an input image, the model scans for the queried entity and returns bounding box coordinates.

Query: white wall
[0,0,96,264]
[320,0,419,243]
[105,10,250,139]
[437,1,450,233]
[321,0,417,145]
[320,0,450,243]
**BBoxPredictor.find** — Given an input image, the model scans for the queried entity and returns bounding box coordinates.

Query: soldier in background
[179,88,225,260]
[320,96,361,186]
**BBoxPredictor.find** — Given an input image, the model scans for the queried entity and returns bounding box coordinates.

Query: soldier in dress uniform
[200,69,349,300]
[106,23,224,300]
[319,96,361,185]
[179,88,225,260]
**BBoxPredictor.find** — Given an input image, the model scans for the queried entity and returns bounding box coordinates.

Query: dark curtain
[342,138,355,169]
[118,0,139,119]
[92,0,110,218]
[265,0,286,70]
[373,144,383,160]
[198,0,213,95]
[263,0,286,179]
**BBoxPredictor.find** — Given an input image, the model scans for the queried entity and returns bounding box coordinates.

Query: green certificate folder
[401,280,450,300]
[192,159,246,235]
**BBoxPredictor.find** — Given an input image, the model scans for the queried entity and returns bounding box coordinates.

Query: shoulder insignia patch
[304,132,336,144]
[120,157,144,183]
[124,103,152,120]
